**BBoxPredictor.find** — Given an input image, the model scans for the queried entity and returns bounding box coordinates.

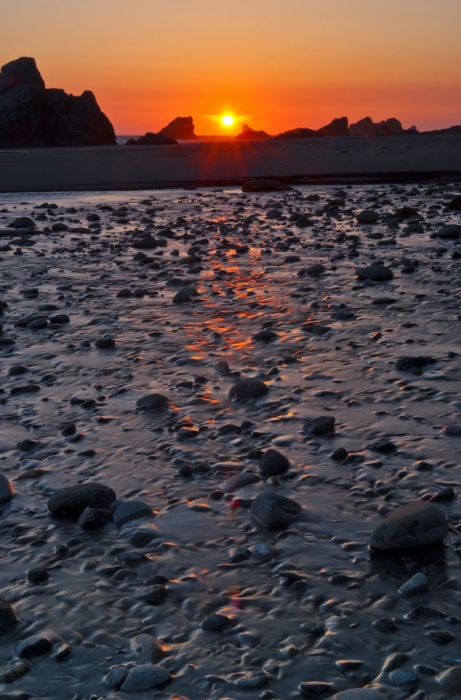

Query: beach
[1,134,461,193]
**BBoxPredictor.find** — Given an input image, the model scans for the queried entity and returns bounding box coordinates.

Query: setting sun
[222,115,234,127]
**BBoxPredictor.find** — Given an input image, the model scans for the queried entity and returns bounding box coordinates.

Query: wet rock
[0,474,14,504]
[0,662,27,683]
[437,666,461,693]
[395,356,435,371]
[366,440,396,454]
[355,264,394,281]
[0,598,18,634]
[134,585,167,605]
[331,447,348,461]
[229,379,268,400]
[382,652,410,673]
[113,500,152,526]
[15,636,51,658]
[131,634,165,663]
[201,613,232,631]
[357,210,379,223]
[389,669,418,685]
[78,506,111,530]
[173,286,197,304]
[303,416,336,436]
[299,681,334,698]
[259,448,290,477]
[370,500,448,550]
[136,393,169,411]
[431,224,461,239]
[27,566,49,584]
[442,425,461,437]
[250,491,302,528]
[331,690,384,700]
[399,572,429,596]
[234,670,270,688]
[95,337,115,349]
[104,666,128,689]
[12,217,35,229]
[253,329,278,341]
[222,471,259,493]
[47,483,116,517]
[428,629,455,643]
[120,664,171,691]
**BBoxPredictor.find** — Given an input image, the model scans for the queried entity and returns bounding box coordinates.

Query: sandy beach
[1,181,461,698]
[1,135,461,193]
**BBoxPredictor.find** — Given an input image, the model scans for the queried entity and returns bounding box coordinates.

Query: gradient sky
[2,0,461,135]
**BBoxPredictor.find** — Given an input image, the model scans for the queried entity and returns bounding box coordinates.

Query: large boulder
[235,124,271,140]
[317,117,349,137]
[0,57,116,147]
[159,116,197,140]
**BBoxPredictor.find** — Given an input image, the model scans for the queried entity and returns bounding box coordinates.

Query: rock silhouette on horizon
[317,116,349,137]
[349,116,404,136]
[126,133,178,146]
[0,57,116,147]
[159,116,197,140]
[235,123,272,140]
[273,127,319,140]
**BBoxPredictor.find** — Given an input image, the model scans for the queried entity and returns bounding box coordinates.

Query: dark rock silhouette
[273,127,319,140]
[424,125,461,135]
[126,133,178,146]
[235,124,271,140]
[317,117,349,137]
[349,116,404,136]
[0,57,116,147]
[159,116,197,140]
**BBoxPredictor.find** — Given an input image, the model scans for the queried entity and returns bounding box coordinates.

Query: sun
[222,115,234,127]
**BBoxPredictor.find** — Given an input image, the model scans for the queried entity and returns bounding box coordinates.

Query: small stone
[299,681,334,698]
[0,597,17,634]
[355,264,394,281]
[373,617,398,632]
[234,671,269,689]
[331,690,384,700]
[136,393,168,411]
[399,572,429,597]
[357,210,379,223]
[15,636,51,658]
[395,356,435,372]
[222,472,259,493]
[303,416,335,436]
[113,500,152,526]
[78,506,111,530]
[134,585,167,605]
[201,613,232,631]
[104,666,128,689]
[53,644,71,661]
[250,491,302,528]
[370,500,448,550]
[389,669,418,686]
[382,652,410,673]
[120,664,171,692]
[428,629,455,643]
[259,448,290,477]
[27,566,49,584]
[331,447,348,461]
[95,337,115,349]
[131,634,165,663]
[0,662,27,683]
[229,379,268,401]
[47,483,116,517]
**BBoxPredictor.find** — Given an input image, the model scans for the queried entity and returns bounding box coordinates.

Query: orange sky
[2,0,461,135]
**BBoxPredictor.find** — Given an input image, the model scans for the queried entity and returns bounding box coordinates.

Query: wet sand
[0,134,461,192]
[0,183,461,699]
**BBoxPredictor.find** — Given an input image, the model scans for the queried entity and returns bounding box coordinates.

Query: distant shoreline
[1,135,461,193]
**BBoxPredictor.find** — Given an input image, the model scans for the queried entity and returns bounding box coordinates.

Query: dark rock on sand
[159,116,197,140]
[113,500,152,526]
[78,506,111,530]
[250,491,302,528]
[15,636,51,658]
[0,57,116,147]
[331,690,384,700]
[126,132,178,146]
[229,379,268,400]
[0,474,13,504]
[201,613,232,631]
[437,666,461,693]
[27,566,49,584]
[120,664,171,691]
[431,224,461,239]
[447,195,461,211]
[259,448,291,477]
[136,393,169,411]
[395,356,435,371]
[242,179,292,193]
[357,209,379,223]
[303,416,336,436]
[370,500,448,550]
[355,264,394,281]
[0,597,17,634]
[47,483,116,517]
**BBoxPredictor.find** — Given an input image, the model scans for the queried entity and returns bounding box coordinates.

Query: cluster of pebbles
[0,182,461,699]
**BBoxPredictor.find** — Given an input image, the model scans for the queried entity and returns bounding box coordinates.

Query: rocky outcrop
[272,127,319,139]
[0,57,116,147]
[235,124,271,140]
[158,116,197,140]
[423,125,461,135]
[317,117,349,137]
[126,133,178,146]
[350,116,404,136]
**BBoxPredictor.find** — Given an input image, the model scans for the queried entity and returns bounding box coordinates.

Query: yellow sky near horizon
[1,0,461,134]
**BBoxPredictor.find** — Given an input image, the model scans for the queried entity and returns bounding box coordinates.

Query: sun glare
[222,115,234,127]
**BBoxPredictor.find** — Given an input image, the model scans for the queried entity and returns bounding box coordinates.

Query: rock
[47,482,116,517]
[27,566,49,584]
[242,179,292,193]
[235,124,271,140]
[370,500,448,550]
[120,664,171,692]
[395,356,435,371]
[126,132,178,146]
[357,210,379,223]
[303,416,335,436]
[355,264,394,281]
[234,671,269,688]
[0,57,116,147]
[367,440,396,454]
[95,337,115,349]
[382,652,410,673]
[0,474,13,504]
[15,636,51,658]
[273,127,319,139]
[131,634,164,663]
[113,500,152,526]
[252,329,278,341]
[447,195,461,211]
[104,666,128,689]
[399,572,429,596]
[222,471,260,493]
[250,491,302,528]
[136,393,169,411]
[0,598,17,634]
[0,662,27,683]
[134,585,167,605]
[389,669,418,685]
[12,217,35,229]
[317,117,349,137]
[300,682,334,698]
[437,666,461,693]
[431,224,461,239]
[259,448,290,477]
[201,613,232,631]
[229,379,268,400]
[173,286,197,304]
[77,506,111,530]
[159,116,197,140]
[331,690,384,700]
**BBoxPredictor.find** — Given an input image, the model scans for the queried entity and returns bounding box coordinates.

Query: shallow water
[0,183,461,699]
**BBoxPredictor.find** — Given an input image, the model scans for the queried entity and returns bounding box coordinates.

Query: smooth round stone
[15,636,51,658]
[136,393,169,411]
[0,597,18,634]
[78,506,111,530]
[120,664,171,692]
[201,613,232,631]
[95,337,115,349]
[355,264,394,281]
[47,483,116,517]
[437,666,461,693]
[134,585,167,605]
[104,666,128,689]
[13,217,35,228]
[0,662,27,683]
[259,448,290,477]
[399,572,429,596]
[389,669,419,685]
[234,671,269,688]
[27,565,49,584]
[222,471,259,493]
[332,690,384,700]
[357,210,379,223]
[113,500,152,526]
[250,491,302,529]
[0,474,14,504]
[303,416,336,436]
[229,379,268,401]
[370,500,448,550]
[131,634,164,663]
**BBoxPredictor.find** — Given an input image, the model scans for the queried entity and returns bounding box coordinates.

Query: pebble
[389,668,419,685]
[120,663,171,691]
[136,393,169,410]
[15,636,51,658]
[355,264,394,281]
[370,500,448,549]
[113,500,153,526]
[400,572,429,596]
[303,416,336,436]
[47,483,116,516]
[229,379,269,400]
[382,652,410,672]
[131,633,165,663]
[259,448,291,477]
[331,690,384,700]
[0,662,27,683]
[250,491,302,528]
[437,666,461,693]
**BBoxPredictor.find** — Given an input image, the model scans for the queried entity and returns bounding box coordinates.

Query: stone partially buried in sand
[229,379,268,401]
[370,500,448,550]
[250,491,302,528]
[355,264,394,281]
[242,179,292,193]
[47,483,116,517]
[136,393,169,411]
